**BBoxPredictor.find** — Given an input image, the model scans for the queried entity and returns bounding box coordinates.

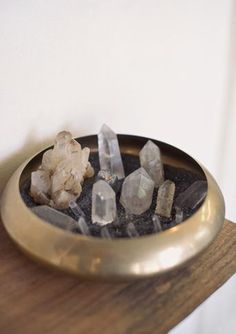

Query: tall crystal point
[139,140,164,187]
[92,180,117,226]
[120,167,155,215]
[98,124,125,180]
[155,180,175,218]
[175,181,207,210]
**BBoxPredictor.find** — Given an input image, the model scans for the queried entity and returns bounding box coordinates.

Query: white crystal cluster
[30,131,94,209]
[93,125,182,229]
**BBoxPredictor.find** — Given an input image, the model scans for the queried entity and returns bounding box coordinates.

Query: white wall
[0,1,235,333]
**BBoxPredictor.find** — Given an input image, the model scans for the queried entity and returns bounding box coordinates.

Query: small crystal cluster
[30,125,207,238]
[30,131,94,209]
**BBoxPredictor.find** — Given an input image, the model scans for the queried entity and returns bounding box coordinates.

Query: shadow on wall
[0,129,53,196]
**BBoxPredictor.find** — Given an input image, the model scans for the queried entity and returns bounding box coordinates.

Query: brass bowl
[0,134,225,281]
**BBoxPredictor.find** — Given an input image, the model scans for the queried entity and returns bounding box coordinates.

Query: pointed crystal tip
[139,140,164,187]
[98,124,125,180]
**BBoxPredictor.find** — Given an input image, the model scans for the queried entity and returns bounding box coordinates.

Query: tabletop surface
[0,220,235,334]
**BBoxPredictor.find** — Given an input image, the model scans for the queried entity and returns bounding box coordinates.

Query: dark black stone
[21,152,206,238]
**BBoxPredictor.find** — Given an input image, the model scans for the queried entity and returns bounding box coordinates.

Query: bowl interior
[19,134,207,238]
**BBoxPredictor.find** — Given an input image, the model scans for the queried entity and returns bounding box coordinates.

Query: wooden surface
[0,220,236,334]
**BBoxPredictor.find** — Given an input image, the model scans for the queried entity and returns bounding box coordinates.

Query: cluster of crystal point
[139,140,164,187]
[30,131,94,209]
[98,124,125,180]
[92,180,117,226]
[155,180,175,218]
[120,167,155,215]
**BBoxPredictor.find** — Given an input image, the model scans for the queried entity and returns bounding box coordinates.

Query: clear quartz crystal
[68,201,90,235]
[127,223,139,238]
[77,217,90,236]
[101,226,111,239]
[69,201,85,218]
[139,140,164,187]
[175,181,207,210]
[120,167,155,215]
[175,206,183,224]
[92,180,117,226]
[32,205,79,232]
[152,215,162,232]
[98,124,125,180]
[155,180,175,218]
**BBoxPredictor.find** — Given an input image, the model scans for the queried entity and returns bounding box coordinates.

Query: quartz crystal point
[175,181,207,210]
[139,140,164,187]
[127,223,139,238]
[101,226,111,239]
[98,124,125,180]
[77,217,90,236]
[69,201,85,218]
[92,180,117,226]
[68,201,90,235]
[32,205,79,232]
[155,180,175,218]
[175,206,183,224]
[30,170,51,205]
[30,131,94,209]
[152,215,162,232]
[120,167,155,215]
